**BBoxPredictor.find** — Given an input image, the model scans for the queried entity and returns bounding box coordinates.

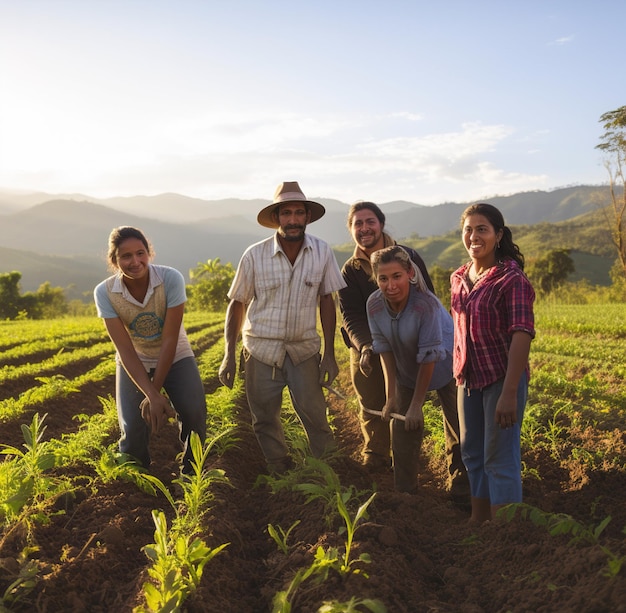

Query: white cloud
[0,109,548,204]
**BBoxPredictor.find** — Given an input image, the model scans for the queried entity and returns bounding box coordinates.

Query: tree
[0,271,24,319]
[27,282,69,319]
[0,271,70,320]
[187,258,235,312]
[526,249,575,295]
[428,265,453,309]
[596,106,626,280]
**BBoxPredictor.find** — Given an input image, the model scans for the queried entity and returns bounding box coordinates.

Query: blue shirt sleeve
[93,279,118,318]
[162,266,187,308]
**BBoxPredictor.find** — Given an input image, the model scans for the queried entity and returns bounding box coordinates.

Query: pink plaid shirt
[450,259,535,389]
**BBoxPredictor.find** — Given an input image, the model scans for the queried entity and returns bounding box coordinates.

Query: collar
[351,232,396,276]
[272,232,311,257]
[111,264,164,304]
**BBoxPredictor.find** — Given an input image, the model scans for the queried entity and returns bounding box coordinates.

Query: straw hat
[257,181,326,229]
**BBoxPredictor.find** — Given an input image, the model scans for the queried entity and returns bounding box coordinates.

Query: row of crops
[0,310,391,610]
[0,304,625,611]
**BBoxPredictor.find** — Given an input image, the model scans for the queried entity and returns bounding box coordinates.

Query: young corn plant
[290,457,370,530]
[317,597,387,613]
[170,430,230,535]
[0,545,40,610]
[293,457,342,519]
[89,446,169,497]
[135,509,228,613]
[501,503,625,577]
[270,465,378,611]
[280,412,311,465]
[54,396,119,466]
[135,431,230,613]
[267,520,301,555]
[273,535,381,613]
[335,491,376,576]
[0,413,56,482]
[271,546,342,613]
[0,413,74,545]
[201,387,241,455]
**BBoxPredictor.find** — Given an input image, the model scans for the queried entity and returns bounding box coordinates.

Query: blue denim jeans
[458,372,528,505]
[116,356,207,472]
[243,352,335,467]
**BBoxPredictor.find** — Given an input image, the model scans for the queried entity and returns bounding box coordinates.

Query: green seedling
[335,491,376,575]
[318,597,388,612]
[267,520,301,555]
[0,413,56,480]
[291,457,370,529]
[271,546,339,613]
[170,430,230,535]
[501,503,625,577]
[0,546,40,609]
[135,430,231,612]
[136,509,228,613]
[0,413,74,528]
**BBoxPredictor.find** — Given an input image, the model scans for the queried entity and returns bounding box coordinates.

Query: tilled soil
[1,365,625,613]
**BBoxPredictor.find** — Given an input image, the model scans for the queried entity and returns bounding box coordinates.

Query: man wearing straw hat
[219,181,346,474]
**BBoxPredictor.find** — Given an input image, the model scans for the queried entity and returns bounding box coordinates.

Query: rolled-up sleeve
[506,274,536,339]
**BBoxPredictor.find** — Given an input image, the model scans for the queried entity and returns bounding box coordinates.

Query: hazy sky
[0,0,623,205]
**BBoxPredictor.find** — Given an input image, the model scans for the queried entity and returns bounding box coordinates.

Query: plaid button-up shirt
[228,233,346,368]
[450,259,535,389]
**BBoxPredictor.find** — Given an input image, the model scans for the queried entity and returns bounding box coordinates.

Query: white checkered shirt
[228,233,346,367]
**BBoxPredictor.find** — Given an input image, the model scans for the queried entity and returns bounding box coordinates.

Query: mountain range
[0,185,616,301]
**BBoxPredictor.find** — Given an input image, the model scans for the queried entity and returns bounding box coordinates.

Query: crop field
[0,305,625,612]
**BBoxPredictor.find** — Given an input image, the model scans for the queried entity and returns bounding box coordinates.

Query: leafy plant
[0,413,56,479]
[135,509,228,613]
[271,546,340,613]
[135,431,231,612]
[267,520,301,555]
[335,491,376,575]
[0,413,74,536]
[0,546,40,609]
[318,597,387,612]
[170,431,230,535]
[288,457,370,530]
[501,503,625,577]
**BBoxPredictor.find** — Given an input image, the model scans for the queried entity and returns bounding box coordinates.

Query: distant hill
[0,185,620,298]
[0,246,106,302]
[1,184,615,240]
[375,207,616,286]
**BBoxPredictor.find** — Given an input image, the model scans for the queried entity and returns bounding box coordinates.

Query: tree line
[4,248,626,322]
[0,259,236,321]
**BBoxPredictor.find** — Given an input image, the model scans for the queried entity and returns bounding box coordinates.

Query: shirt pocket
[302,273,323,297]
[255,278,282,310]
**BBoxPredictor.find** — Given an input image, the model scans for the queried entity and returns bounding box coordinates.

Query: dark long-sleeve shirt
[338,234,434,352]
